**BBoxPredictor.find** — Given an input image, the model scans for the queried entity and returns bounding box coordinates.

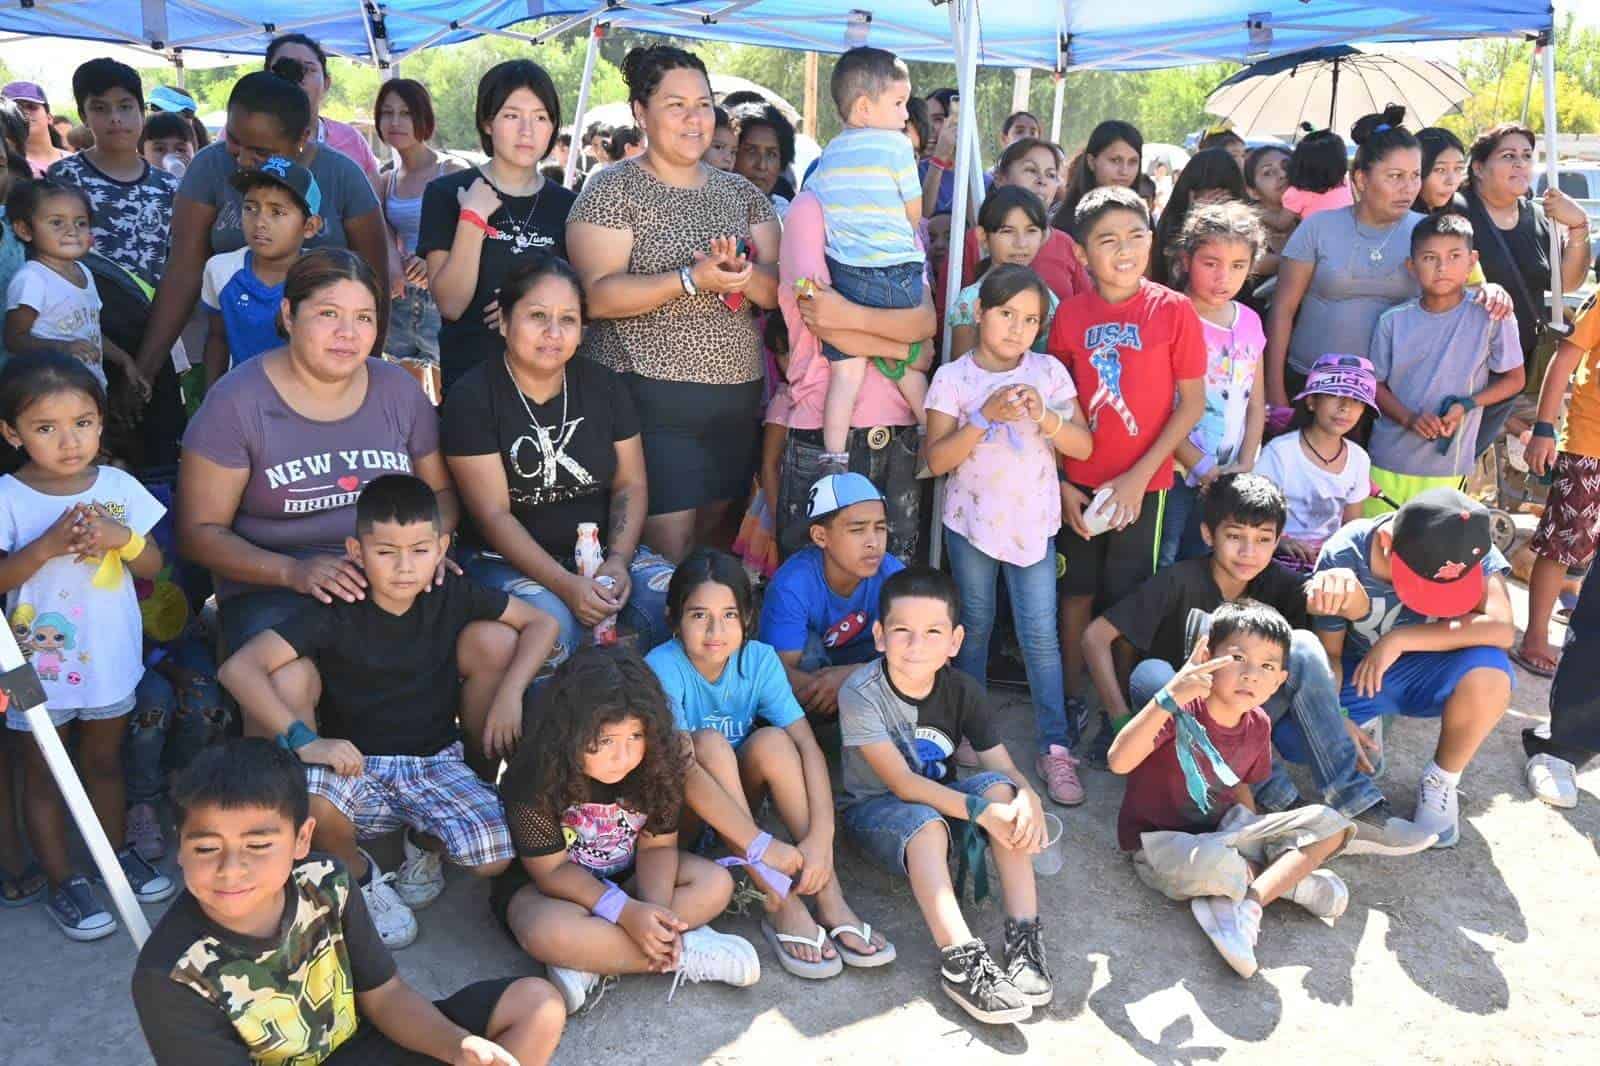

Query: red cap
[1387,488,1490,618]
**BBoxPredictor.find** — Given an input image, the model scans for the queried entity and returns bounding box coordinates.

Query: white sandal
[827,922,897,968]
[761,920,843,979]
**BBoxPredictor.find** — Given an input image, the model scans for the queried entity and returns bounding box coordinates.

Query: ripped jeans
[123,640,230,806]
[464,547,674,671]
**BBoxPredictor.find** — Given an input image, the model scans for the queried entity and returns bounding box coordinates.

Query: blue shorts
[1273,645,1514,764]
[821,259,923,363]
[840,770,1014,875]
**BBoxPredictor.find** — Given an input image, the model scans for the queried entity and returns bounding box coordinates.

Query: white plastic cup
[1080,486,1118,538]
[1032,812,1065,876]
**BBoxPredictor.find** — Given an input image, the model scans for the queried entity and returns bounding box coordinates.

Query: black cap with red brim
[1388,487,1490,619]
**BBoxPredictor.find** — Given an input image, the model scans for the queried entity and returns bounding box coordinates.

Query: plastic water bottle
[574,523,618,645]
[161,153,187,179]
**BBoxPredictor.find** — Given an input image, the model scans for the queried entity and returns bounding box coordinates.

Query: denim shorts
[820,259,924,363]
[386,286,442,363]
[840,770,1015,875]
[7,690,136,731]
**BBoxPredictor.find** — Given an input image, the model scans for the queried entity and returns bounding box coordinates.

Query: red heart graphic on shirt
[338,476,360,492]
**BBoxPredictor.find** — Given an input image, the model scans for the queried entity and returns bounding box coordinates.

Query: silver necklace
[483,166,547,253]
[1354,215,1402,265]
[505,358,566,437]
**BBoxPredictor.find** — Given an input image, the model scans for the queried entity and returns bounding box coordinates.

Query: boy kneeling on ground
[220,475,559,948]
[132,739,565,1065]
[1109,601,1355,979]
[837,566,1050,1025]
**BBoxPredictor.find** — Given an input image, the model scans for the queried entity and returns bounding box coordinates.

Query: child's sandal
[761,920,843,980]
[0,862,46,907]
[827,922,897,968]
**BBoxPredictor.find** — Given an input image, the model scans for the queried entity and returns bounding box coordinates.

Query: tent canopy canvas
[0,0,1554,71]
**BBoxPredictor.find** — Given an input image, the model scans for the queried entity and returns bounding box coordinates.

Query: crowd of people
[0,33,1596,1065]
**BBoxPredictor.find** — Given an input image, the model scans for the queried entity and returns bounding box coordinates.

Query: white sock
[1425,761,1462,787]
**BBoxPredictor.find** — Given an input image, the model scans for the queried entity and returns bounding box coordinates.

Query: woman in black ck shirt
[418,60,575,392]
[442,257,674,669]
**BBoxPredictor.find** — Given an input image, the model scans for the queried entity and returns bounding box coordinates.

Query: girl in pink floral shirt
[923,264,1095,802]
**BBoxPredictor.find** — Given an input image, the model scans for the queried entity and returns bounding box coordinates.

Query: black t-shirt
[416,168,576,391]
[131,855,395,1066]
[272,573,510,756]
[1101,557,1309,667]
[440,355,639,561]
[839,662,1002,804]
[1463,188,1550,359]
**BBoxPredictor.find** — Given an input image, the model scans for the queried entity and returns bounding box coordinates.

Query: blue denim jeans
[1157,481,1209,569]
[943,526,1072,751]
[387,285,442,362]
[1129,616,1383,817]
[123,640,229,806]
[840,770,1014,875]
[820,259,923,363]
[464,547,674,670]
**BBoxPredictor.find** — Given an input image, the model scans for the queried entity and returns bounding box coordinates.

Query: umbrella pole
[931,0,980,569]
[1328,57,1340,129]
[1051,73,1065,143]
[1540,34,1563,327]
[564,21,601,190]
[0,630,150,948]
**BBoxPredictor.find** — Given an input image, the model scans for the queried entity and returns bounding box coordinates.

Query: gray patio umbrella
[1206,45,1470,137]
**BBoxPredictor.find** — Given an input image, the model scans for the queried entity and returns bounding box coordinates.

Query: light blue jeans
[1157,481,1210,569]
[123,640,229,806]
[943,526,1072,751]
[464,547,674,670]
[1129,612,1384,816]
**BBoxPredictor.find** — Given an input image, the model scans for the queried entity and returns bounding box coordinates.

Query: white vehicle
[1534,165,1600,230]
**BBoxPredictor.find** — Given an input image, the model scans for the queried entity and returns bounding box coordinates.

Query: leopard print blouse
[569,160,774,385]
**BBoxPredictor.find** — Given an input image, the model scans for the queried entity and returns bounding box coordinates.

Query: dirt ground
[6,585,1599,1065]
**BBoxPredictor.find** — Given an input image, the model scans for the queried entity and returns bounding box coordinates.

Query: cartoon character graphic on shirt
[10,603,36,663]
[824,609,869,650]
[907,725,956,783]
[29,611,78,682]
[508,415,594,507]
[1083,322,1140,436]
[1195,341,1251,467]
[562,801,649,878]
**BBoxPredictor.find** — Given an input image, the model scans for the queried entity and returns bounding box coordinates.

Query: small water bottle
[574,523,618,645]
[161,153,187,179]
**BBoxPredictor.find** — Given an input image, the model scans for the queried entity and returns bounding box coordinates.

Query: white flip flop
[827,922,897,968]
[761,920,843,979]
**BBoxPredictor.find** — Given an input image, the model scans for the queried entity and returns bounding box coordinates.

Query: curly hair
[519,646,688,836]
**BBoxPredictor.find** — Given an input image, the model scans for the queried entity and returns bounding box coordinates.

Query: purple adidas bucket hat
[1294,353,1377,409]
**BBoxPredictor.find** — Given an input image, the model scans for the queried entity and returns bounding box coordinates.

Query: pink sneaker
[1036,746,1084,807]
[955,737,980,768]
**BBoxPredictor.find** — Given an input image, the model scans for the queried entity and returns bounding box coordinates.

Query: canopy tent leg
[0,629,150,948]
[931,0,981,569]
[1540,33,1563,325]
[1051,73,1065,143]
[565,21,603,189]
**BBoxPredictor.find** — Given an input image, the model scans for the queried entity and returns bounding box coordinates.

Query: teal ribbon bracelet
[953,794,993,904]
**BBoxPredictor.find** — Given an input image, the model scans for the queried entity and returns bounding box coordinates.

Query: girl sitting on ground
[491,646,760,1015]
[649,550,894,979]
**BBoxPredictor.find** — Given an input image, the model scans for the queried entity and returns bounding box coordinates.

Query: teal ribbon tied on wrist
[1159,691,1240,813]
[953,794,993,904]
[1434,395,1476,456]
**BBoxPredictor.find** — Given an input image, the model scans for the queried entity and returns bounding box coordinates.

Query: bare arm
[1374,382,1415,430]
[136,195,216,380]
[201,314,230,388]
[357,977,484,1064]
[605,437,648,562]
[744,217,781,310]
[922,408,989,477]
[424,224,487,323]
[1120,377,1204,490]
[1264,258,1314,406]
[524,848,611,909]
[1105,699,1173,775]
[176,454,298,589]
[786,718,836,846]
[949,323,977,360]
[857,739,992,818]
[567,221,680,320]
[1382,574,1516,653]
[1235,358,1266,469]
[1083,616,1133,723]
[632,831,681,909]
[216,630,306,738]
[496,597,560,702]
[1316,626,1348,691]
[800,281,937,347]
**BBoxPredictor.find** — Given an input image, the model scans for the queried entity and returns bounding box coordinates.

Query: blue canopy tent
[0,0,1559,948]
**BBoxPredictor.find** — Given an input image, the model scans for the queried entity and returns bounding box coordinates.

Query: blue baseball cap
[806,473,885,523]
[230,156,322,218]
[147,85,197,114]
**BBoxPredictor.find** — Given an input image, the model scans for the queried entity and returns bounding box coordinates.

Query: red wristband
[459,210,500,238]
[929,156,953,172]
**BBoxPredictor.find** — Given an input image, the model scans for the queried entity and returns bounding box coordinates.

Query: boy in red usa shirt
[1048,186,1207,765]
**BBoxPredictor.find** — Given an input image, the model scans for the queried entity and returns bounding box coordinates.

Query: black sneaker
[1084,711,1115,770]
[1002,917,1054,1007]
[939,940,1031,1024]
[1345,800,1437,857]
[1065,697,1092,746]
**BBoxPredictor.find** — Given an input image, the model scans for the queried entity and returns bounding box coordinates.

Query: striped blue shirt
[808,128,924,268]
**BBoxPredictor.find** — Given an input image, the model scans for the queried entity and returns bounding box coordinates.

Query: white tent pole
[0,631,150,947]
[565,22,602,189]
[1050,74,1065,143]
[931,0,981,569]
[945,3,985,217]
[1540,34,1562,325]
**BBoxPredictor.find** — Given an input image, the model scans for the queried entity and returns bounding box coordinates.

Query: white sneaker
[359,851,417,949]
[394,831,445,909]
[1287,869,1349,921]
[1413,770,1460,849]
[1190,896,1260,978]
[668,926,761,1000]
[1526,754,1579,809]
[548,965,602,1015]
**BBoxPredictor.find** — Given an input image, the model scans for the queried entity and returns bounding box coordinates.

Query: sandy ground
[6,585,1600,1065]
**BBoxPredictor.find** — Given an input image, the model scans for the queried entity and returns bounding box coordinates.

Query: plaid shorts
[303,742,513,868]
[1530,452,1600,569]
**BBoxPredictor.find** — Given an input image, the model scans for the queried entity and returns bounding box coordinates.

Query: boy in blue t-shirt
[1295,488,1515,848]
[200,155,322,385]
[760,473,905,715]
[806,47,927,471]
